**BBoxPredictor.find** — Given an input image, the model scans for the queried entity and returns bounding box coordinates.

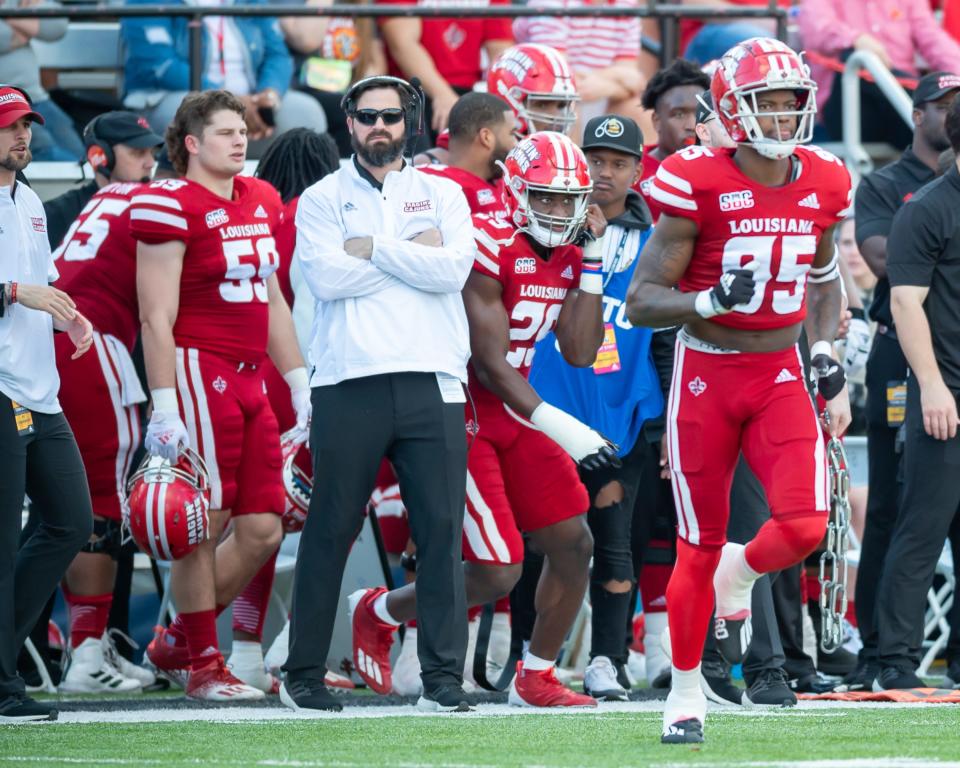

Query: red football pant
[664,338,829,670]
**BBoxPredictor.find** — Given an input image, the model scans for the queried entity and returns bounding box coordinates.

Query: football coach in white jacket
[282,76,475,714]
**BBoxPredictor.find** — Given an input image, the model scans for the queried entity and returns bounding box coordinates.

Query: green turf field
[3,707,960,767]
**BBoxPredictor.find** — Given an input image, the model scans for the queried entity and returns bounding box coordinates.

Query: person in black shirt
[42,112,162,251]
[848,72,960,690]
[873,94,960,690]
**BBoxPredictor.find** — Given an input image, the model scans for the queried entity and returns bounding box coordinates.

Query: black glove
[579,438,622,472]
[812,353,846,400]
[711,268,757,311]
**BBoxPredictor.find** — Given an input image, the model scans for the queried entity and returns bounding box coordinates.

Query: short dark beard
[352,131,406,167]
[0,148,31,173]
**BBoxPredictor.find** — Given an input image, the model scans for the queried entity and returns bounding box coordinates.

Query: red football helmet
[125,448,210,561]
[487,44,579,137]
[280,428,312,534]
[500,131,592,247]
[711,37,817,159]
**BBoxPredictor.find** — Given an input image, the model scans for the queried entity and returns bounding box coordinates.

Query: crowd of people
[2,0,960,750]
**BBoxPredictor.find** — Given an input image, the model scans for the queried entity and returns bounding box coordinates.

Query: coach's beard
[352,131,405,167]
[0,146,31,172]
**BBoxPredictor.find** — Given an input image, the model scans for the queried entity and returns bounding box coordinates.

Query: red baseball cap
[0,86,44,128]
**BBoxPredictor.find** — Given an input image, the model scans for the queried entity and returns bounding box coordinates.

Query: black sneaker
[700,656,742,706]
[840,659,878,691]
[788,672,836,694]
[280,678,343,712]
[661,717,704,744]
[944,663,960,689]
[872,666,925,691]
[817,645,858,677]
[744,668,797,707]
[417,684,472,712]
[0,693,57,723]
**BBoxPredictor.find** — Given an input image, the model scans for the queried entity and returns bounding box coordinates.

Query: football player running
[626,38,852,743]
[351,131,618,707]
[131,91,310,701]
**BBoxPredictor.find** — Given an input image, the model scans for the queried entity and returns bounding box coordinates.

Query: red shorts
[463,407,589,565]
[174,348,283,516]
[56,332,142,522]
[666,335,828,548]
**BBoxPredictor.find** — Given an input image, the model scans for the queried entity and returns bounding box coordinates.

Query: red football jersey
[469,213,581,412]
[53,182,144,351]
[632,143,663,223]
[377,0,514,88]
[419,164,508,218]
[128,176,284,363]
[649,144,852,331]
[273,196,299,307]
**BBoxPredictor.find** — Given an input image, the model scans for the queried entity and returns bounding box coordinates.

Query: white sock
[715,543,759,617]
[229,641,263,663]
[373,593,402,626]
[671,664,701,697]
[522,652,554,672]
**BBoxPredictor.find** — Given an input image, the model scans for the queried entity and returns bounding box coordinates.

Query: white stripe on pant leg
[465,471,511,563]
[94,333,135,518]
[187,349,222,510]
[794,347,829,512]
[175,348,199,451]
[462,507,494,562]
[668,339,700,544]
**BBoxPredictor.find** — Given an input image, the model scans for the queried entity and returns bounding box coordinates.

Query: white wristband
[579,270,603,295]
[150,387,179,414]
[695,289,722,318]
[283,366,310,392]
[810,340,834,359]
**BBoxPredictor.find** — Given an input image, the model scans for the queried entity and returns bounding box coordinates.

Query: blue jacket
[121,0,292,98]
[530,193,664,457]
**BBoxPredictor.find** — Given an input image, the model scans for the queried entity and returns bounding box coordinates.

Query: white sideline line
[10,699,960,727]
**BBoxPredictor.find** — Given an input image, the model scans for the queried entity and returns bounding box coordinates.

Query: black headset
[341,75,426,153]
[83,114,115,177]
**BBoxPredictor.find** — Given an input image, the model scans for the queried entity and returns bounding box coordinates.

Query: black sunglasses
[351,108,405,126]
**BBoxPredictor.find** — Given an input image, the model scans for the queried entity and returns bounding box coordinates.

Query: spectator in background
[120,0,327,156]
[377,0,513,137]
[274,0,386,156]
[798,0,960,147]
[679,0,782,65]
[0,0,85,161]
[837,217,877,304]
[634,59,709,222]
[514,0,648,133]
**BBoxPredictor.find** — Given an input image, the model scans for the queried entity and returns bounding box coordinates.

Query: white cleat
[59,638,142,694]
[264,618,290,674]
[186,655,265,701]
[102,630,156,688]
[392,626,423,697]
[661,686,707,744]
[583,656,629,701]
[643,612,671,687]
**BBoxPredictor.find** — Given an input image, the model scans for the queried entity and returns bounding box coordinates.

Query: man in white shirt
[0,86,94,723]
[282,76,475,714]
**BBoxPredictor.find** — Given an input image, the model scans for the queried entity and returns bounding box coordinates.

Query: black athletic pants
[855,331,907,664]
[284,372,469,690]
[877,379,960,671]
[0,393,92,697]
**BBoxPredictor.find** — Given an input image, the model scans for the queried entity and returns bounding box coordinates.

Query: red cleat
[508,662,597,708]
[145,626,189,688]
[348,588,398,695]
[186,654,265,701]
